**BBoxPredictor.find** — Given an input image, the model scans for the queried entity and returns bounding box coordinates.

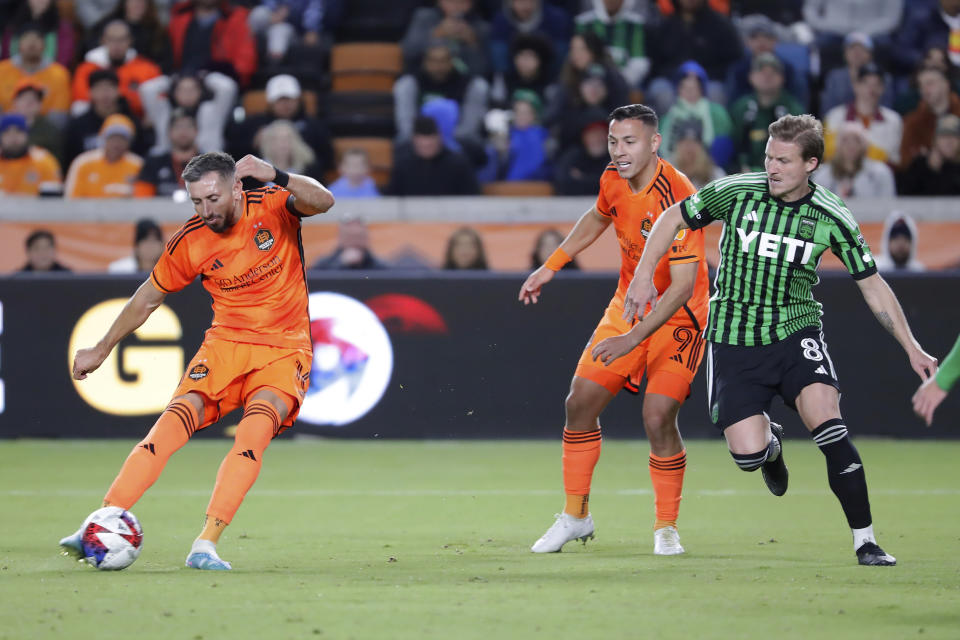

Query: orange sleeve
[664,168,703,264]
[151,228,198,293]
[594,166,616,217]
[38,152,62,183]
[71,62,93,103]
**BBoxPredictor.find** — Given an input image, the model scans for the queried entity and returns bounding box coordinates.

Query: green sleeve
[935,333,960,391]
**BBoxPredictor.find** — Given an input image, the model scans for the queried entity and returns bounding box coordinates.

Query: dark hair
[181,151,236,183]
[768,114,824,167]
[25,229,55,249]
[916,63,949,82]
[608,104,659,129]
[443,227,488,270]
[134,218,162,244]
[169,107,197,128]
[88,69,120,89]
[413,115,439,136]
[531,228,580,270]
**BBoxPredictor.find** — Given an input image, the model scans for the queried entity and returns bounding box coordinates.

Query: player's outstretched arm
[855,273,938,380]
[622,202,689,322]
[72,279,167,380]
[912,332,960,426]
[235,154,334,217]
[519,206,611,305]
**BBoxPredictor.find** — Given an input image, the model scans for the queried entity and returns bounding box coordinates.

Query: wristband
[272,167,290,187]
[544,247,572,272]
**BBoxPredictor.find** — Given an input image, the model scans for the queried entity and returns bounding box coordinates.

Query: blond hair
[257,120,315,173]
[768,114,824,167]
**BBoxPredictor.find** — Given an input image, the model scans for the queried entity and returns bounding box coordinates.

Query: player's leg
[641,392,686,554]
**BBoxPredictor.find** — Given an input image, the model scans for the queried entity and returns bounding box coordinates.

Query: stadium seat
[330,43,403,92]
[326,91,395,137]
[332,137,394,188]
[335,0,422,42]
[241,89,319,117]
[482,181,555,197]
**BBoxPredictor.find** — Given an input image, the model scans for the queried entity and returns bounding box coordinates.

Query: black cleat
[856,542,897,566]
[761,422,788,496]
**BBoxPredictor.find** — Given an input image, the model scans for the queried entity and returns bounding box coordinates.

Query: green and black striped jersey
[679,172,877,346]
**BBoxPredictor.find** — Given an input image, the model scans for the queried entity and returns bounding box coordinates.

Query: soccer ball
[80,507,143,570]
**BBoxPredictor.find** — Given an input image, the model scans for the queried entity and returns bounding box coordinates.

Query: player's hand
[912,376,947,427]
[235,154,279,183]
[591,332,640,366]
[622,275,657,322]
[72,346,108,380]
[519,266,555,305]
[908,346,938,381]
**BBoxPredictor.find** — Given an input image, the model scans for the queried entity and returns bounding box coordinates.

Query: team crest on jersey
[188,364,209,380]
[798,218,817,240]
[640,218,653,238]
[254,228,275,251]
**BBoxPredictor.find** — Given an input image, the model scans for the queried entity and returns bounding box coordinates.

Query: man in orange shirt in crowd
[59,151,334,570]
[0,114,62,195]
[65,114,143,198]
[0,23,71,125]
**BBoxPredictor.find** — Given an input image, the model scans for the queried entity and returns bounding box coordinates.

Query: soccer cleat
[856,542,896,566]
[185,540,232,570]
[653,526,685,555]
[761,422,789,496]
[531,513,595,553]
[58,530,84,558]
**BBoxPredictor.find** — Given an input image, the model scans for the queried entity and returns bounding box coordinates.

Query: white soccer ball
[80,506,144,570]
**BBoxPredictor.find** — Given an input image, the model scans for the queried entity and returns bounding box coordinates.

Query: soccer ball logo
[80,506,144,570]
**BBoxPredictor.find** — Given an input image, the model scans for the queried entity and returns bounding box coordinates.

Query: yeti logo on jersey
[254,228,275,251]
[798,218,816,240]
[188,364,209,380]
[737,228,815,264]
[640,218,653,238]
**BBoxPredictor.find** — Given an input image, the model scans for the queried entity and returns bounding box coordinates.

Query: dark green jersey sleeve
[679,172,765,230]
[826,205,878,280]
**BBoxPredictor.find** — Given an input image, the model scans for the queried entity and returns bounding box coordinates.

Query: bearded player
[519,104,709,555]
[59,152,334,570]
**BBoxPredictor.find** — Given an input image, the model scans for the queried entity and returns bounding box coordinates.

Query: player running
[620,114,937,566]
[59,152,334,570]
[519,104,710,555]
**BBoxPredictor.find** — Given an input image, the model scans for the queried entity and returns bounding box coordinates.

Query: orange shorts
[575,302,706,403]
[173,338,313,434]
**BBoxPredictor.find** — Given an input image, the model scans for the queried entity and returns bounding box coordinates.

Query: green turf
[1,438,958,640]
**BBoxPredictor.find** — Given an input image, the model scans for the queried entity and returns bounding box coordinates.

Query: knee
[642,408,674,438]
[564,392,596,430]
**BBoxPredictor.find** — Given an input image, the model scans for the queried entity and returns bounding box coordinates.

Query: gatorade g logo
[188,364,209,380]
[69,300,183,415]
[254,228,275,251]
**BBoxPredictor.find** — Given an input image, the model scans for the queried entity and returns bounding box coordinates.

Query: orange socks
[203,401,281,529]
[649,449,686,530]
[562,428,602,518]
[103,399,198,508]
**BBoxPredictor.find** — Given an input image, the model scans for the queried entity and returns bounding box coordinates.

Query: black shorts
[705,327,841,430]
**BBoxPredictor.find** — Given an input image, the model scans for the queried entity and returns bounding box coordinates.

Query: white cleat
[531,513,595,553]
[653,525,685,555]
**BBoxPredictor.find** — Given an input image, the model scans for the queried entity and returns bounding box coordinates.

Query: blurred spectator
[574,0,649,87]
[897,114,960,195]
[387,115,480,195]
[0,113,62,195]
[490,32,557,108]
[725,14,807,110]
[801,0,903,38]
[0,22,71,124]
[168,0,257,87]
[874,213,925,273]
[554,62,626,151]
[108,218,165,273]
[11,79,63,165]
[65,70,150,166]
[660,60,734,169]
[546,32,627,128]
[313,216,389,270]
[65,114,144,198]
[531,227,579,270]
[1,0,75,68]
[823,63,903,165]
[402,0,490,76]
[134,108,197,197]
[656,0,729,15]
[490,0,573,75]
[727,1,803,24]
[93,0,173,70]
[729,52,803,171]
[248,0,344,70]
[820,33,895,113]
[72,20,162,119]
[890,0,960,77]
[813,122,896,198]
[19,229,70,272]
[648,0,743,110]
[443,226,489,269]
[394,41,490,144]
[254,120,323,184]
[900,65,960,170]
[504,89,551,180]
[894,47,960,115]
[230,74,332,172]
[76,0,130,31]
[670,121,726,188]
[140,72,237,154]
[552,119,610,195]
[328,148,381,198]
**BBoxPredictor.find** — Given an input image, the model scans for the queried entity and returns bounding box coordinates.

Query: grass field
[1,438,958,640]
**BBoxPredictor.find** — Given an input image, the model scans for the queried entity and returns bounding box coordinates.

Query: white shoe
[653,526,685,555]
[185,539,232,570]
[531,513,595,553]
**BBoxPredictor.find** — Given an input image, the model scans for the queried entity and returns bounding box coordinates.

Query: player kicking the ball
[621,114,937,566]
[519,104,710,555]
[59,152,334,569]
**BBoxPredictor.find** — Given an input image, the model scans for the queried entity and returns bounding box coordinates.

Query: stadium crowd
[0,0,957,272]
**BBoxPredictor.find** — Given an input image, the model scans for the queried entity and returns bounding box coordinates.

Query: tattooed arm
[856,273,937,380]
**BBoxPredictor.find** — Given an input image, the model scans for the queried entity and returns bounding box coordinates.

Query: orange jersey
[64,149,143,198]
[0,59,71,114]
[595,157,710,328]
[0,146,62,194]
[151,186,312,351]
